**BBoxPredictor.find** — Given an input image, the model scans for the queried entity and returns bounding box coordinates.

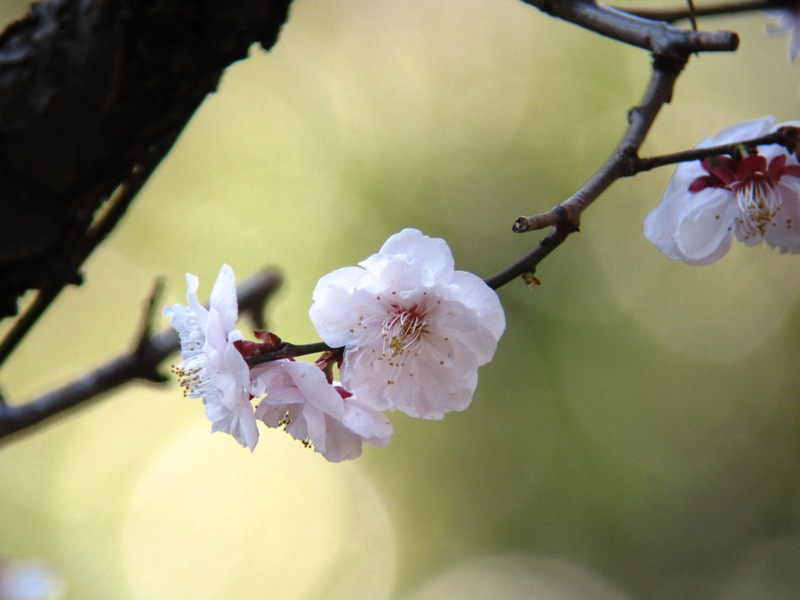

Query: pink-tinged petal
[364,254,429,290]
[319,414,366,462]
[764,182,800,251]
[643,198,687,262]
[205,388,259,452]
[184,273,204,314]
[202,310,229,365]
[380,228,455,282]
[447,271,505,342]
[283,361,344,419]
[296,404,328,453]
[361,228,455,287]
[341,395,393,446]
[310,267,383,348]
[209,264,238,333]
[675,190,738,264]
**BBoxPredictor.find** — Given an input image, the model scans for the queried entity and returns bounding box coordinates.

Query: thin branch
[484,228,571,290]
[491,54,687,283]
[0,268,282,442]
[245,341,333,368]
[624,0,794,23]
[631,128,800,174]
[519,0,738,56]
[511,127,800,239]
[487,2,743,286]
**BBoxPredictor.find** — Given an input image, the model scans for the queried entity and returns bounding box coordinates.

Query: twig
[245,341,332,368]
[488,53,689,283]
[485,2,740,287]
[510,128,800,239]
[632,127,800,173]
[519,0,738,56]
[0,268,282,442]
[623,0,794,24]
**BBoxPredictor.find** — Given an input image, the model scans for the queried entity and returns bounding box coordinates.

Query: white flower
[309,228,505,419]
[253,360,392,462]
[643,117,800,265]
[164,264,259,451]
[766,7,800,61]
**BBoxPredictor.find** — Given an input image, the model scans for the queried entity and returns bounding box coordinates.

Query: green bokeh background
[2,1,800,598]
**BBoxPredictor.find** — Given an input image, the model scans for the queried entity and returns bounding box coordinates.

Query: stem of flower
[245,341,333,367]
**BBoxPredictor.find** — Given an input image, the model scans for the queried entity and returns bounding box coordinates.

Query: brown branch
[631,127,800,174]
[624,0,794,24]
[245,341,333,368]
[486,2,741,288]
[519,0,738,56]
[0,268,282,442]
[509,127,800,244]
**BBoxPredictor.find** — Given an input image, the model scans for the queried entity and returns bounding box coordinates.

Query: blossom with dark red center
[689,152,800,238]
[644,117,800,265]
[309,229,505,419]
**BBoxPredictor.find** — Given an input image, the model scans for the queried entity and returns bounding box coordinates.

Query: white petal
[317,416,364,462]
[361,228,455,286]
[764,182,800,251]
[446,271,505,342]
[675,190,738,264]
[342,396,393,446]
[206,392,258,451]
[284,361,345,419]
[310,267,382,348]
[209,264,238,333]
[644,163,705,262]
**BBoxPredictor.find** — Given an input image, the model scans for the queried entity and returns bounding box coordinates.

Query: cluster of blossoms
[164,229,505,462]
[644,116,800,265]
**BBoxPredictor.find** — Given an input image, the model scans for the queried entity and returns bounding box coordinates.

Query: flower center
[172,354,213,400]
[381,305,427,358]
[689,151,800,238]
[732,177,780,236]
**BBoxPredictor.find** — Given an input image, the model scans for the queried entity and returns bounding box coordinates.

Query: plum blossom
[765,6,800,61]
[253,360,392,462]
[309,228,505,420]
[164,264,260,451]
[643,116,800,265]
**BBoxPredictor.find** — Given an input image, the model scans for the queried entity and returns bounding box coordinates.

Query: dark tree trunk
[0,0,293,317]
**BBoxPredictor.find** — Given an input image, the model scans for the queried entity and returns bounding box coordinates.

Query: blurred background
[1,0,799,598]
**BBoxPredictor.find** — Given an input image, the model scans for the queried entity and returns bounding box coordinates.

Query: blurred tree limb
[0,0,293,365]
[0,268,282,442]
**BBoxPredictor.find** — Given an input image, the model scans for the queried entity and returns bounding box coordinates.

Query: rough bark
[0,0,293,317]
